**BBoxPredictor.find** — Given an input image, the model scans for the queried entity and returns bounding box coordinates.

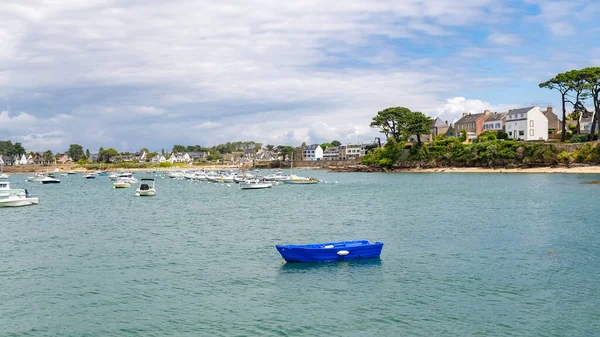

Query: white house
[168,152,191,164]
[133,151,147,162]
[151,154,166,163]
[505,106,548,141]
[302,144,323,161]
[323,146,340,160]
[20,154,28,165]
[0,156,4,165]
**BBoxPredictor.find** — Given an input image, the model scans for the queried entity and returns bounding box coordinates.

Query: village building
[454,110,493,140]
[541,106,562,132]
[323,146,340,160]
[505,106,548,141]
[302,144,323,161]
[482,112,506,132]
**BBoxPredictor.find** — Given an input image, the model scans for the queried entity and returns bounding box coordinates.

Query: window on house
[509,132,513,136]
[496,123,500,128]
[530,120,534,127]
[520,114,524,118]
[530,129,534,136]
[519,130,525,136]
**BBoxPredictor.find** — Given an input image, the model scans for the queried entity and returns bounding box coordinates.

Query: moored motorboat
[0,182,39,207]
[108,173,119,181]
[41,176,61,184]
[240,179,272,189]
[113,179,131,188]
[0,173,8,179]
[83,173,96,179]
[276,240,384,263]
[281,175,319,184]
[116,173,138,183]
[135,178,156,196]
[27,173,47,182]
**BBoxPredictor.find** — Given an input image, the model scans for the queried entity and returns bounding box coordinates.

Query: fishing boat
[240,179,272,189]
[41,176,61,184]
[275,240,384,263]
[113,179,131,189]
[0,182,39,207]
[135,178,156,196]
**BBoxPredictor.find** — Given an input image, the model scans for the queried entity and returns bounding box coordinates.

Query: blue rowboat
[276,240,383,263]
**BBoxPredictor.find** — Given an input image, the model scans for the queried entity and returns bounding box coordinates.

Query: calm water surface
[1,171,600,336]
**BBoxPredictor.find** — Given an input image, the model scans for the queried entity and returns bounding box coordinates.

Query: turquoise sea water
[2,171,600,336]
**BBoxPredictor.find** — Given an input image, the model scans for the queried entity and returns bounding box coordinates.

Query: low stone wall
[550,141,599,153]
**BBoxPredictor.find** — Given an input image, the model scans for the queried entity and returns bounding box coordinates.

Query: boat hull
[113,183,131,188]
[240,183,272,189]
[0,197,39,207]
[282,179,319,184]
[41,179,60,184]
[276,240,383,263]
[136,189,156,196]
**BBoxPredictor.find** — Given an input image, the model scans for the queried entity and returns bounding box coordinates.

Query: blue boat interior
[277,240,381,249]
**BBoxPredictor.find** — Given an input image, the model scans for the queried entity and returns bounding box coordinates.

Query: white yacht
[167,171,185,179]
[41,176,61,184]
[108,173,119,181]
[26,173,47,182]
[117,173,138,184]
[0,182,39,207]
[240,179,272,189]
[136,178,157,196]
[264,171,291,181]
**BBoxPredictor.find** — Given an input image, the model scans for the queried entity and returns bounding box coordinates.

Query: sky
[1,0,599,152]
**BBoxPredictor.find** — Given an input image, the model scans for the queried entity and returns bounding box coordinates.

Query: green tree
[161,148,165,155]
[458,130,467,142]
[276,145,295,161]
[66,144,85,162]
[266,144,275,151]
[370,107,432,145]
[331,140,341,146]
[12,142,26,156]
[320,143,332,150]
[43,150,54,163]
[579,67,600,140]
[86,149,90,158]
[172,144,187,153]
[540,72,574,142]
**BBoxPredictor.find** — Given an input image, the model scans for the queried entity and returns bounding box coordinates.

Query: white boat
[0,182,39,207]
[113,179,131,188]
[281,175,319,184]
[60,173,68,177]
[136,178,157,196]
[83,173,96,179]
[240,179,272,189]
[27,173,47,182]
[117,173,138,183]
[167,171,185,179]
[264,171,291,181]
[108,173,119,181]
[41,176,61,184]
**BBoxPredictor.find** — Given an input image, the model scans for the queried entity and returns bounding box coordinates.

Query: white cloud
[487,33,521,46]
[0,1,580,151]
[434,97,518,124]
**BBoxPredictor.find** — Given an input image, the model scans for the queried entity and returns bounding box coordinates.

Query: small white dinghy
[240,179,272,190]
[136,178,156,196]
